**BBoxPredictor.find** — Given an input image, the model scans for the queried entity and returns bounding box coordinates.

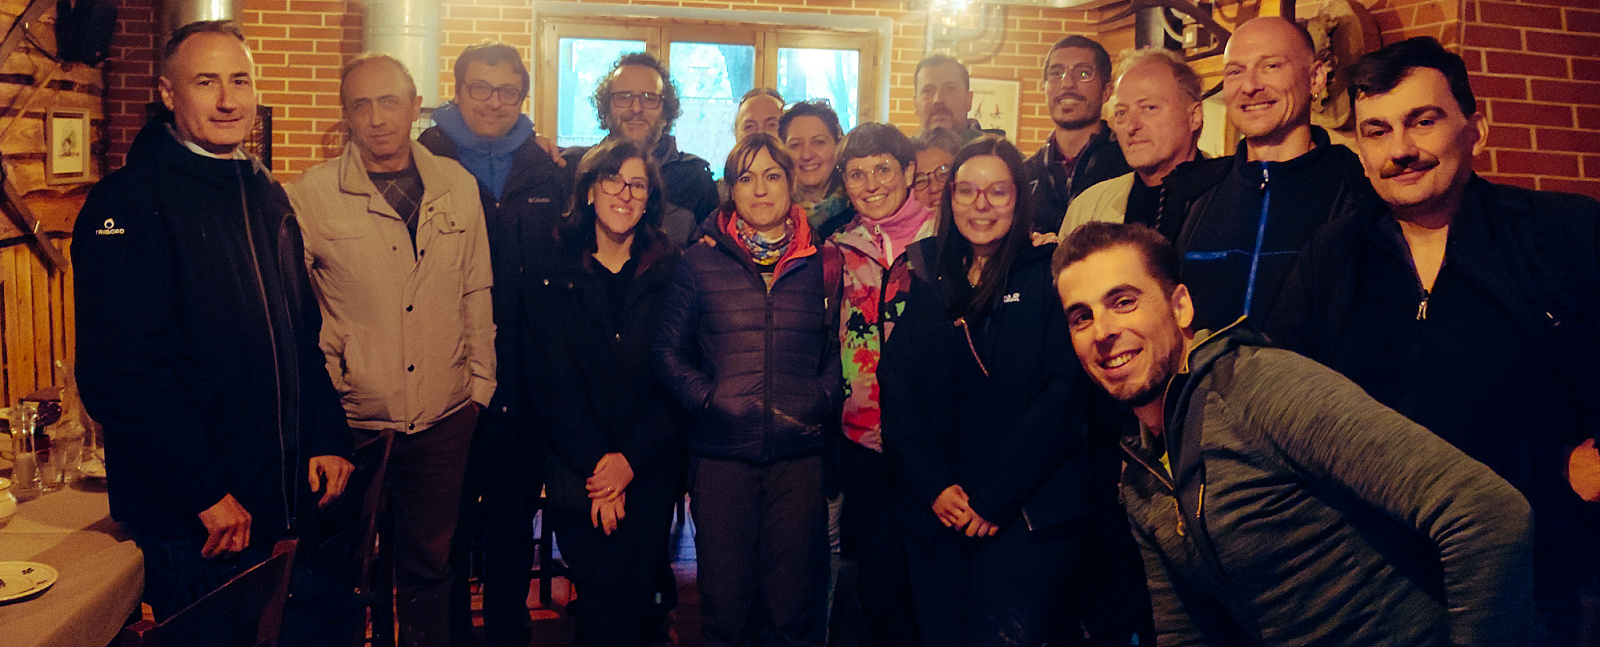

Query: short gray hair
[1117,48,1203,105]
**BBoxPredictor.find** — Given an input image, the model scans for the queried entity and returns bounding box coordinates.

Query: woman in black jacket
[523,139,685,647]
[880,137,1096,647]
[653,133,842,647]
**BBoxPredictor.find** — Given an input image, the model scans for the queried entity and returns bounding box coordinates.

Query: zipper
[234,163,292,529]
[1416,291,1430,320]
[763,288,775,461]
[1242,164,1271,318]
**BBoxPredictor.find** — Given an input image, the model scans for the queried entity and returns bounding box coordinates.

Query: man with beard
[563,52,717,239]
[1268,37,1600,645]
[1024,36,1131,236]
[1053,221,1535,647]
[1058,48,1203,240]
[1161,16,1368,332]
[913,54,1004,143]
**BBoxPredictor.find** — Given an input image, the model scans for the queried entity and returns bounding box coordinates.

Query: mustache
[1052,92,1087,104]
[1379,153,1440,179]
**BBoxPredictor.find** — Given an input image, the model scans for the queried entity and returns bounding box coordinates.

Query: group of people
[67,12,1599,647]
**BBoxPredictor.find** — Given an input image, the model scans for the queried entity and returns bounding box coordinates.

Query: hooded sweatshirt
[430,101,535,202]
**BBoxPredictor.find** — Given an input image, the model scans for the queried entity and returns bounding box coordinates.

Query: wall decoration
[46,109,91,184]
[968,78,1019,139]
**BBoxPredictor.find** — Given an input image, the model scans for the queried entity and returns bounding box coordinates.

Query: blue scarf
[431,101,535,201]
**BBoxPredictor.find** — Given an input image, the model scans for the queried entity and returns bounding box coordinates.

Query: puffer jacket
[1124,325,1535,646]
[653,205,843,465]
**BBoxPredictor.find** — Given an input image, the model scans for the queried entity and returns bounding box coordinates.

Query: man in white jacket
[286,53,494,647]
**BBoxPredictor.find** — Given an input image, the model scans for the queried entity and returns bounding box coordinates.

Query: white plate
[0,562,58,603]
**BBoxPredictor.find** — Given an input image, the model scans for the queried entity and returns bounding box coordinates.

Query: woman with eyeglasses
[523,139,686,647]
[910,129,961,213]
[654,133,841,646]
[780,100,854,240]
[879,137,1098,646]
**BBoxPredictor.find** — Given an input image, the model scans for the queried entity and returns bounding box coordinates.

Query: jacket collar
[127,119,269,190]
[1230,125,1335,180]
[830,196,938,267]
[336,140,453,221]
[709,204,816,277]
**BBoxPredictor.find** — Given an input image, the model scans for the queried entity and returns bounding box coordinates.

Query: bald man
[1160,16,1371,332]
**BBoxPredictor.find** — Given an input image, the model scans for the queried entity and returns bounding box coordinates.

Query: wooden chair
[119,538,299,647]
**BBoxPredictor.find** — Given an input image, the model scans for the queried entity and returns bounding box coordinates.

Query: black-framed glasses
[464,81,525,104]
[598,175,649,200]
[951,181,1017,207]
[842,161,901,189]
[911,165,950,191]
[1044,65,1099,85]
[609,91,664,109]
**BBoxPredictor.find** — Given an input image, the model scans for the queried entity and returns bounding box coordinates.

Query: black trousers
[448,409,541,647]
[839,441,921,647]
[691,455,828,647]
[546,474,677,647]
[903,519,1082,647]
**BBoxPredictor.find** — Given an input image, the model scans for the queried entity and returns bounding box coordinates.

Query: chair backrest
[119,538,298,647]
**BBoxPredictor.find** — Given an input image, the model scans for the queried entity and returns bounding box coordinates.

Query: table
[0,482,144,647]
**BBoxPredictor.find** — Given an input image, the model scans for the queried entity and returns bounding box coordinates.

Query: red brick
[1491,100,1574,127]
[1465,23,1522,50]
[1568,8,1600,33]
[1586,155,1600,178]
[1495,150,1580,175]
[1487,124,1532,149]
[1532,79,1600,106]
[1477,1,1564,29]
[1573,59,1600,83]
[1581,107,1600,130]
[1483,51,1568,78]
[1462,47,1484,73]
[1472,75,1527,100]
[1535,128,1600,154]
[1527,32,1600,58]
[1539,177,1600,200]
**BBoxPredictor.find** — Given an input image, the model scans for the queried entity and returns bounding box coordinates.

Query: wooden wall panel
[0,239,72,406]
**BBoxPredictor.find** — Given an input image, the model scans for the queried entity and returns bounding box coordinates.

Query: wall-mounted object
[969,78,1019,139]
[45,109,90,185]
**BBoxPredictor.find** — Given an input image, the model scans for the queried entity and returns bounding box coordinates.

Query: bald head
[1220,16,1327,161]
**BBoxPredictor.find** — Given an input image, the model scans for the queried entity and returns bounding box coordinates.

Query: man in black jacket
[418,41,570,647]
[1268,37,1600,645]
[1024,36,1131,235]
[1162,16,1369,332]
[73,20,352,621]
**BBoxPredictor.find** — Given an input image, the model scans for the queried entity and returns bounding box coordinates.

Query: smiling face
[159,32,257,155]
[1044,46,1110,131]
[915,61,974,134]
[736,94,785,138]
[1110,62,1202,185]
[843,153,913,221]
[784,115,839,192]
[1354,67,1486,222]
[343,59,422,171]
[912,146,954,211]
[457,60,525,139]
[950,155,1016,257]
[1220,17,1326,151]
[606,64,668,148]
[1058,244,1193,409]
[591,157,650,240]
[732,147,793,235]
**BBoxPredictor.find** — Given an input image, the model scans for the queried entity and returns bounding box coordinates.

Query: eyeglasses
[598,175,649,200]
[842,161,901,189]
[911,165,950,191]
[464,81,525,104]
[609,91,664,110]
[950,181,1016,207]
[1044,65,1099,85]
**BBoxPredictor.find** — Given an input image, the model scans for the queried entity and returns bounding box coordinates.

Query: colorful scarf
[735,217,793,266]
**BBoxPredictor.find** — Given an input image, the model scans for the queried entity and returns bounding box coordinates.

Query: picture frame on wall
[46,109,91,184]
[968,78,1020,140]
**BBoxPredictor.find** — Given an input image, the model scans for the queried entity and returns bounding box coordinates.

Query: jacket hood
[429,101,535,156]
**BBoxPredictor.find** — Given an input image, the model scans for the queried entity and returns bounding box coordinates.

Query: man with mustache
[1023,36,1131,236]
[564,52,718,237]
[1268,37,1600,645]
[913,54,1004,144]
[287,54,495,647]
[1058,48,1204,240]
[1161,16,1369,332]
[1054,220,1536,647]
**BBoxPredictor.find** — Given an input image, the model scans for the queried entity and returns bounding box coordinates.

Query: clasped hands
[932,484,999,537]
[587,452,634,535]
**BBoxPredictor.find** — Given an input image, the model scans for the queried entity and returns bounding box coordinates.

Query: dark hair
[340,53,417,105]
[913,128,962,157]
[452,41,530,100]
[1052,221,1181,295]
[1347,36,1476,117]
[592,52,682,135]
[915,54,970,90]
[934,137,1036,320]
[1048,35,1112,87]
[740,87,785,106]
[163,20,245,75]
[564,138,669,255]
[779,99,844,142]
[719,133,798,215]
[836,122,915,174]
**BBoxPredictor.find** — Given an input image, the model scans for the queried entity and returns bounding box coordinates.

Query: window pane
[556,38,647,148]
[777,48,860,133]
[670,42,755,180]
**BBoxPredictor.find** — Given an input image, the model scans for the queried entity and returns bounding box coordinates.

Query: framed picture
[46,109,90,184]
[968,78,1020,140]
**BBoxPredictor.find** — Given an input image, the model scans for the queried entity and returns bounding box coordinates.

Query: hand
[535,135,566,167]
[962,510,1000,538]
[1030,231,1058,247]
[198,494,252,558]
[587,452,634,500]
[1569,439,1600,502]
[932,485,973,529]
[308,455,354,507]
[590,491,626,535]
